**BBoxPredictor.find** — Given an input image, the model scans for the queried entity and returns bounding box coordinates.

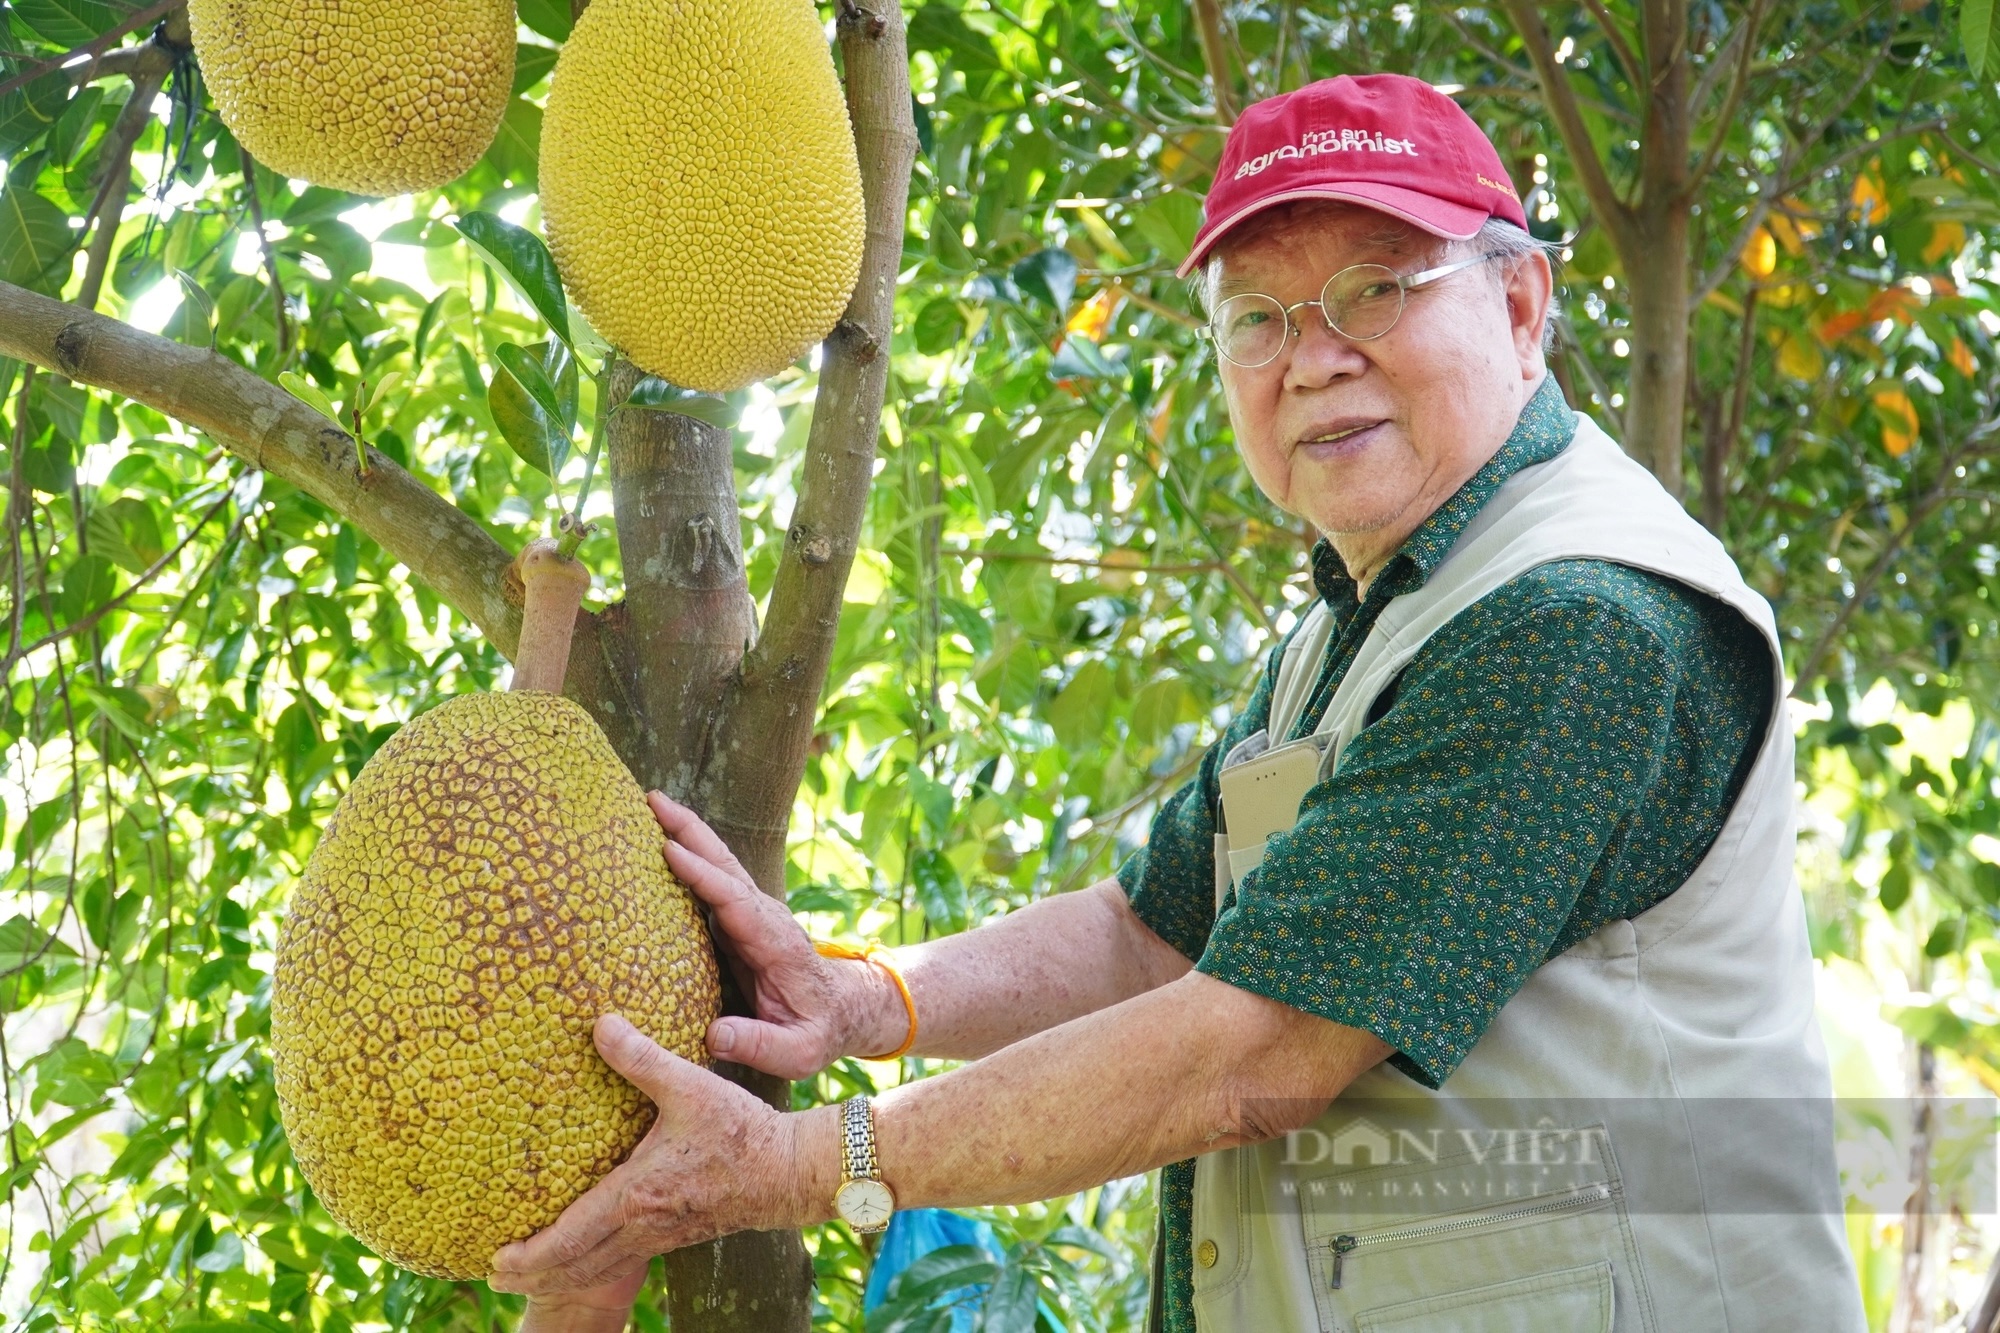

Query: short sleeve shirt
[1117,377,1774,1333]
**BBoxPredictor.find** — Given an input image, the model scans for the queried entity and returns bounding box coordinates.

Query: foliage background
[3,0,2000,1328]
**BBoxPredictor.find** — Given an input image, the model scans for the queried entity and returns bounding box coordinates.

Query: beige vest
[1191,413,1863,1332]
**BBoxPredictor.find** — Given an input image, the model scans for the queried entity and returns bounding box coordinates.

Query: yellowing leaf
[1815,309,1870,344]
[1705,288,1745,316]
[1076,207,1132,265]
[1872,385,1919,457]
[1768,207,1820,255]
[1923,222,1967,264]
[1778,333,1824,382]
[1740,226,1778,278]
[1864,286,1920,325]
[1148,381,1176,446]
[1762,282,1813,309]
[1065,288,1120,345]
[1949,337,1978,378]
[1850,164,1890,226]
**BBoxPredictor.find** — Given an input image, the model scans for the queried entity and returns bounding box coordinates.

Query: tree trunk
[0,0,914,1326]
[1623,209,1692,496]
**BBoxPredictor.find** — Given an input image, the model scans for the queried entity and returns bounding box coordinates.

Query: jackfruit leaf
[12,0,137,47]
[413,291,451,364]
[0,58,67,159]
[277,372,340,425]
[1050,335,1121,379]
[454,211,570,347]
[911,93,935,158]
[192,1231,244,1274]
[1013,247,1078,311]
[494,341,576,434]
[171,270,216,350]
[49,86,102,168]
[87,498,163,575]
[0,915,75,971]
[488,359,570,479]
[1966,0,1996,75]
[517,0,573,42]
[514,41,561,95]
[33,1037,118,1110]
[625,376,737,428]
[982,1265,1040,1330]
[0,184,74,294]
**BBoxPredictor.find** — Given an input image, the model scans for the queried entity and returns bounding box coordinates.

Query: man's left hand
[488,1014,812,1296]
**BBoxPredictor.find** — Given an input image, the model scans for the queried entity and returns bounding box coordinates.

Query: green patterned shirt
[1117,378,1774,1333]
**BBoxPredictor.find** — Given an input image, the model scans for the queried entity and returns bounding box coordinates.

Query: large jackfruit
[538,0,866,392]
[271,692,720,1279]
[188,0,514,196]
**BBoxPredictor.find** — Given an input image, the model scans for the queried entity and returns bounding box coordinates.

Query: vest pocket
[1354,1260,1614,1332]
[1296,1123,1655,1333]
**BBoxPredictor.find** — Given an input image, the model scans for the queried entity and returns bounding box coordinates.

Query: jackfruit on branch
[271,691,720,1279]
[538,0,867,392]
[188,0,515,196]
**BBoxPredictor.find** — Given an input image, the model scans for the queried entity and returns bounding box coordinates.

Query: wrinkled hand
[650,792,891,1077]
[489,1014,805,1296]
[518,1266,647,1332]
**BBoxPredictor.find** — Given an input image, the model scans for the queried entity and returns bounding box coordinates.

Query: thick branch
[0,0,183,102]
[702,0,917,893]
[1498,0,1635,250]
[605,361,757,798]
[77,66,168,311]
[0,278,522,645]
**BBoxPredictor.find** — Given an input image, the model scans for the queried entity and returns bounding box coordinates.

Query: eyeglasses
[1202,252,1509,369]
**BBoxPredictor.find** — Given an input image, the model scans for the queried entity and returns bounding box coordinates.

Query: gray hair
[1194,216,1562,353]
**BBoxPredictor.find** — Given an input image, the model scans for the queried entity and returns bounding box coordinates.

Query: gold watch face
[834,1178,895,1233]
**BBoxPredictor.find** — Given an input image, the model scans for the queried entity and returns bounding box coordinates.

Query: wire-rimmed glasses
[1203,252,1508,369]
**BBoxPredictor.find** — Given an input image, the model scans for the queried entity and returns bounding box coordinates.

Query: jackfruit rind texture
[188,0,515,197]
[538,0,867,392]
[271,692,720,1279]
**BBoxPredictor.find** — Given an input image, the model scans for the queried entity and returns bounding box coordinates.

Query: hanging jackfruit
[538,0,866,392]
[188,0,515,196]
[271,689,720,1279]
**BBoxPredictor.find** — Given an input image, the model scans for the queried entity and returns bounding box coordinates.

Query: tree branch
[76,64,169,311]
[1497,0,1635,249]
[1682,0,1768,197]
[0,278,522,648]
[1581,0,1648,94]
[1191,0,1239,124]
[703,0,917,895]
[0,0,183,102]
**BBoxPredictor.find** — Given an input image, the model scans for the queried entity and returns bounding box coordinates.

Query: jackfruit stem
[511,538,591,693]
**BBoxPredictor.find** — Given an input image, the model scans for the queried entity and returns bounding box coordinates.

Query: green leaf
[13,0,137,47]
[495,342,575,434]
[1966,0,1997,76]
[1049,335,1121,380]
[0,915,75,970]
[171,269,216,349]
[489,360,568,477]
[454,210,569,343]
[278,372,340,425]
[517,0,573,41]
[515,40,563,91]
[482,97,543,185]
[0,58,69,158]
[0,184,75,294]
[625,376,736,428]
[1013,248,1078,311]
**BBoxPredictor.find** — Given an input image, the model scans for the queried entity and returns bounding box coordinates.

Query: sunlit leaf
[454,210,570,344]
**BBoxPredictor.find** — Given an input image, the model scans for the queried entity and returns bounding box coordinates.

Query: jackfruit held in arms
[271,542,721,1280]
[538,0,867,393]
[187,0,514,197]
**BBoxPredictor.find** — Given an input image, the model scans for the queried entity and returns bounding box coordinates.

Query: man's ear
[1505,252,1555,379]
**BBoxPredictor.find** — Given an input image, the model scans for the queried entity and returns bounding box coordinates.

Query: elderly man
[497,75,1862,1332]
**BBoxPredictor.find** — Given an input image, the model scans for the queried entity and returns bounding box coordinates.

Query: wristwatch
[832,1095,895,1233]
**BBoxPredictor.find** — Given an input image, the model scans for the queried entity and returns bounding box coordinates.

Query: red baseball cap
[1176,74,1529,278]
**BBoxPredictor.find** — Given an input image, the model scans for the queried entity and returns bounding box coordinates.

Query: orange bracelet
[814,939,918,1061]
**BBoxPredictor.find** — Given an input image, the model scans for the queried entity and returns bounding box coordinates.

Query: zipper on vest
[1326,1181,1614,1289]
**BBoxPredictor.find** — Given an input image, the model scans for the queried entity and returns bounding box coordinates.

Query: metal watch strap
[840,1095,879,1181]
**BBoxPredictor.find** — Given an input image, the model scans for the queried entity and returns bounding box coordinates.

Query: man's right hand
[648,793,907,1078]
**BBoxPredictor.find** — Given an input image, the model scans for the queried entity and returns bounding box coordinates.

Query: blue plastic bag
[863,1208,1001,1331]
